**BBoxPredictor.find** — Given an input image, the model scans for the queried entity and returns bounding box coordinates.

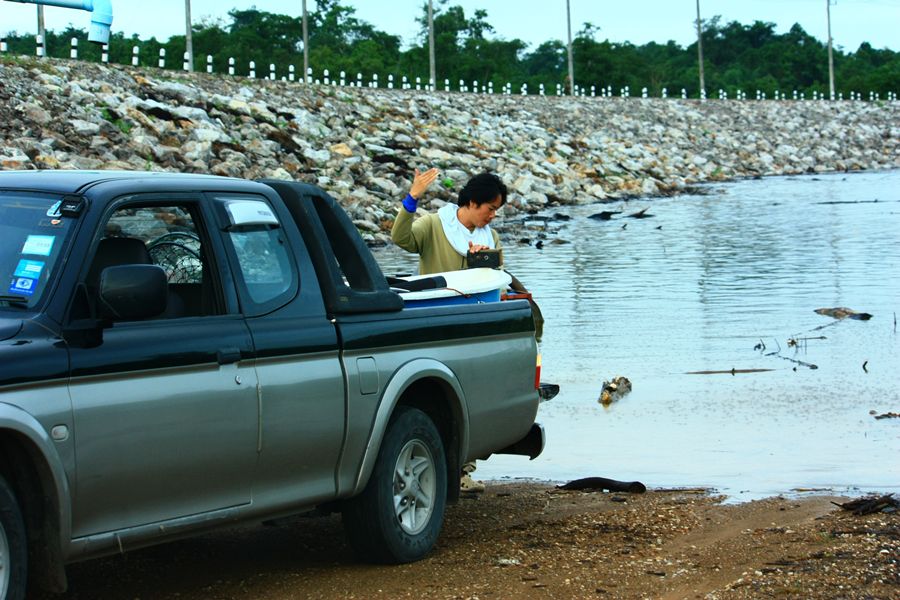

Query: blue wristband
[402,193,418,213]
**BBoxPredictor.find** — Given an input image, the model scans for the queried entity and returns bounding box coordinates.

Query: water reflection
[375,171,900,499]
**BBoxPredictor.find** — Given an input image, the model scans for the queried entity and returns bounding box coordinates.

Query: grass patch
[101,108,133,134]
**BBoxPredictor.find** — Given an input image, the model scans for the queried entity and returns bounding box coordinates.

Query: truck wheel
[0,475,27,600]
[343,406,447,564]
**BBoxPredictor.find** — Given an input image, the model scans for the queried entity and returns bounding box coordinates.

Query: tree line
[3,0,898,97]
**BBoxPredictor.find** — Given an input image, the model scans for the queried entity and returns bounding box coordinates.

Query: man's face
[470,196,503,228]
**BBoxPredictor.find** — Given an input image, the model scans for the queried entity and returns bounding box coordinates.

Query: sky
[1,0,898,52]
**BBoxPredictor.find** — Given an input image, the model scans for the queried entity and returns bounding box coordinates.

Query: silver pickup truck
[0,171,544,599]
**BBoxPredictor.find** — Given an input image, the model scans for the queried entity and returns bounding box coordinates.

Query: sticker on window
[8,277,37,296]
[14,259,44,279]
[225,201,280,228]
[21,235,55,256]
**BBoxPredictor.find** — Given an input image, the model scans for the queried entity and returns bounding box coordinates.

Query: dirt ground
[35,483,898,599]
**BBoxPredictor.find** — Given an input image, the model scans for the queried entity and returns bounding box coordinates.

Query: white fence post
[132,45,139,66]
[158,48,166,69]
[36,34,44,57]
[249,61,256,78]
[388,74,394,89]
[289,65,295,81]
[271,64,277,81]
[444,78,450,92]
[101,43,109,63]
[206,55,213,74]
[70,37,78,59]
[372,73,378,88]
[323,68,330,84]
[228,57,235,76]
[0,37,7,53]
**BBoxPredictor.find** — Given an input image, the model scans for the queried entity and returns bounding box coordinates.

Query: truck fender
[351,359,468,495]
[0,402,73,555]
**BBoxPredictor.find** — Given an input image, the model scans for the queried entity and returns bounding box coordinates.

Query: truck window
[217,196,297,316]
[0,193,79,310]
[83,203,223,319]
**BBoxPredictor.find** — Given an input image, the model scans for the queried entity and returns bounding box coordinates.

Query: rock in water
[588,210,620,220]
[598,376,632,405]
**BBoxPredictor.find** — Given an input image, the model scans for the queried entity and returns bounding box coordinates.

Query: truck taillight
[535,353,541,390]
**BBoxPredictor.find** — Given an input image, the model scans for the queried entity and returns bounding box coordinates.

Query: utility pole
[184,0,193,71]
[695,0,705,98]
[566,0,575,95]
[826,0,835,99]
[428,0,435,89]
[302,0,309,83]
[36,5,45,55]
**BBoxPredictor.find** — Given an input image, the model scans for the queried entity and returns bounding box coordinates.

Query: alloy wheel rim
[393,439,436,535]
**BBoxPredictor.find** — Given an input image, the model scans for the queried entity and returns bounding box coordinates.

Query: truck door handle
[217,347,242,365]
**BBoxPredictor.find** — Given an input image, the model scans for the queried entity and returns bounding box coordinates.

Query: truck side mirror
[99,265,168,321]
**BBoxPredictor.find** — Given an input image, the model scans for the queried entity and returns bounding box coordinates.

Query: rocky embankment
[2,55,898,243]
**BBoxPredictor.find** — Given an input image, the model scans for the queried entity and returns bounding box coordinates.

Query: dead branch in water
[686,368,775,375]
[770,354,819,369]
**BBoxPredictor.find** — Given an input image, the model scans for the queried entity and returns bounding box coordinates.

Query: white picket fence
[2,36,897,103]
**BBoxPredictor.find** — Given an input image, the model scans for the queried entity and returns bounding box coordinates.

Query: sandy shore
[36,482,897,599]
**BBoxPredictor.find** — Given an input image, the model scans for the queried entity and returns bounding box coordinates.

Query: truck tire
[343,406,447,564]
[0,475,27,600]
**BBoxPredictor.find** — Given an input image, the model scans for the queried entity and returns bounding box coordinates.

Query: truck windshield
[0,193,79,310]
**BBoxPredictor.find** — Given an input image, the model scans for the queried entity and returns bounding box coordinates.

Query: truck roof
[0,170,247,195]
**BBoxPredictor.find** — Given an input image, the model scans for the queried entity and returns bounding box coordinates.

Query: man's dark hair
[457,172,508,208]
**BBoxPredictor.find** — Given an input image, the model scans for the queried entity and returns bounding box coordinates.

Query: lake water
[374,170,900,500]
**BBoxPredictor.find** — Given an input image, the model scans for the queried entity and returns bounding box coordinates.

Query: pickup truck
[0,170,543,599]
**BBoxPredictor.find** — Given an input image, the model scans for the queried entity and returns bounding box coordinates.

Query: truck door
[67,198,259,538]
[212,194,345,505]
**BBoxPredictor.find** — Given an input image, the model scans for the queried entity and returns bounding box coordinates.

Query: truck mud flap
[494,423,545,460]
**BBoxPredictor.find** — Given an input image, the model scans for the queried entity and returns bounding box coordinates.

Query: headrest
[88,237,152,287]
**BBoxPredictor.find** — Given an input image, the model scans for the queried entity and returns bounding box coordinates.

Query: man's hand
[468,241,490,253]
[409,167,440,199]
